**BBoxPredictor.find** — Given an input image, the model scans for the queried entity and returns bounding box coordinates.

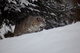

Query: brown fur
[14,16,46,36]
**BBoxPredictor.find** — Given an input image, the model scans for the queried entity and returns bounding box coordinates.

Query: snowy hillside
[0,22,80,53]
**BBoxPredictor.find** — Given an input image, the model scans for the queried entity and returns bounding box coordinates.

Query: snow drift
[0,22,80,53]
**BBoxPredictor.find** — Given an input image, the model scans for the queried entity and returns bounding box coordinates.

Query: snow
[20,0,37,7]
[29,8,40,12]
[8,0,37,7]
[32,0,38,2]
[50,13,56,16]
[0,22,80,53]
[0,23,15,38]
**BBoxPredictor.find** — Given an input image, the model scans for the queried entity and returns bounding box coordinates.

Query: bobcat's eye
[37,17,41,20]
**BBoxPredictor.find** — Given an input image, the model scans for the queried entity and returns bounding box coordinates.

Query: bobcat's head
[28,16,46,33]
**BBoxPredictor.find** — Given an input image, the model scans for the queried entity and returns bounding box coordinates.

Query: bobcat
[14,16,46,36]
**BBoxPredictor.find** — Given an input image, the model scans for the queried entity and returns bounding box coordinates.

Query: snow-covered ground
[0,22,80,53]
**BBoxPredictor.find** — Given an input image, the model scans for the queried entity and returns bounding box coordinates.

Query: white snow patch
[0,23,15,38]
[0,22,80,53]
[50,13,56,16]
[29,8,40,12]
[32,0,38,2]
[8,0,17,4]
[20,0,37,7]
